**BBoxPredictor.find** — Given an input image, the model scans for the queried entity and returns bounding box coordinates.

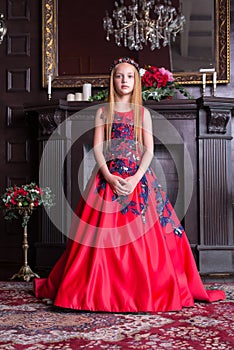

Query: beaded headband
[109,57,140,73]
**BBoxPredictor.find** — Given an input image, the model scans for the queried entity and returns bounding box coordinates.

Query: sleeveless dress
[34,109,225,312]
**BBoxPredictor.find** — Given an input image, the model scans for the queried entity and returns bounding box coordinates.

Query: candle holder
[11,205,40,282]
[199,68,215,97]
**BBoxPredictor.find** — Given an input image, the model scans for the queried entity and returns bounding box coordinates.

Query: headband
[109,57,140,73]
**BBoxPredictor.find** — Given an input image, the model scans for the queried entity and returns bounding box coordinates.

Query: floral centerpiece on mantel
[140,65,192,101]
[0,182,55,226]
[89,65,193,102]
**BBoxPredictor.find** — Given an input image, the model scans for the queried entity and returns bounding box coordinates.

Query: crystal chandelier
[103,0,185,51]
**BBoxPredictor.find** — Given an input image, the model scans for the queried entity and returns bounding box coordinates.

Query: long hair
[105,64,143,145]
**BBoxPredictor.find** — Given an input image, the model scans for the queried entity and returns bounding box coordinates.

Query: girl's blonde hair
[105,63,143,145]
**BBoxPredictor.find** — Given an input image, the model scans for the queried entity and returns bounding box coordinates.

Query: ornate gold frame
[42,0,230,88]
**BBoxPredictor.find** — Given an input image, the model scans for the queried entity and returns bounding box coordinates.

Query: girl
[34,57,225,312]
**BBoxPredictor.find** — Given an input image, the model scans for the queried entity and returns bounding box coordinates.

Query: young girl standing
[34,57,225,312]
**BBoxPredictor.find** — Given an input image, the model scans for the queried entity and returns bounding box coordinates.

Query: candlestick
[11,207,40,282]
[213,71,217,96]
[48,75,52,100]
[199,68,215,97]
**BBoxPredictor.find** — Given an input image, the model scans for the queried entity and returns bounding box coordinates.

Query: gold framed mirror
[42,0,230,88]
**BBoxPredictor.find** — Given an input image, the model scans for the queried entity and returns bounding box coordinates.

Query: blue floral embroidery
[110,161,149,221]
[96,160,149,223]
[152,178,183,237]
[95,176,106,194]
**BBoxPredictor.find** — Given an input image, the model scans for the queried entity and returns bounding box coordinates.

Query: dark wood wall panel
[7,0,30,20]
[6,139,30,163]
[7,33,30,56]
[7,68,31,92]
[0,0,43,280]
[6,106,25,128]
[6,176,30,187]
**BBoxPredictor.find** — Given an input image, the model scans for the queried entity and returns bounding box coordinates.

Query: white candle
[202,73,206,95]
[213,71,217,96]
[202,73,206,86]
[67,93,75,101]
[82,83,92,101]
[75,92,83,101]
[48,75,52,95]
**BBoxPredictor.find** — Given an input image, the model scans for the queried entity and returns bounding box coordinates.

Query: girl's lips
[121,85,129,88]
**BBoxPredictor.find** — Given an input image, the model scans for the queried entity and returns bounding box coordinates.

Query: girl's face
[113,63,135,97]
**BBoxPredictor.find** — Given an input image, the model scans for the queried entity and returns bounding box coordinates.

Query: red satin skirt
[34,166,225,312]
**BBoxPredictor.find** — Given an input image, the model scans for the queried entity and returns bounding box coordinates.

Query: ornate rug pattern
[0,281,233,349]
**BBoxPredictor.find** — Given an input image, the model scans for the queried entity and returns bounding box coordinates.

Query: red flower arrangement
[140,65,192,101]
[141,66,174,88]
[0,182,55,226]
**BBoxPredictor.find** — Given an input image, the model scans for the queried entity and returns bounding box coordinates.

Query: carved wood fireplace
[25,97,234,277]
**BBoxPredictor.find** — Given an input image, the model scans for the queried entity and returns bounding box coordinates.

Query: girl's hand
[106,174,129,196]
[124,176,139,194]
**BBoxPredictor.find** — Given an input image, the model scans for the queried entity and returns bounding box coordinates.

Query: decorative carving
[217,0,230,82]
[38,109,65,135]
[156,111,197,120]
[42,0,230,88]
[52,75,109,88]
[207,110,230,134]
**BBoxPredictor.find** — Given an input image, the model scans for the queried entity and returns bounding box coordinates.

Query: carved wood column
[197,97,234,274]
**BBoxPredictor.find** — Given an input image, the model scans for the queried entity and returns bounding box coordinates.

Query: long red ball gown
[34,109,225,312]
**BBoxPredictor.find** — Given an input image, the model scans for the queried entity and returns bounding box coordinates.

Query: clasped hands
[107,174,138,196]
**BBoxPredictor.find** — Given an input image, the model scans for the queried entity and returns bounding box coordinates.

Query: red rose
[154,71,169,88]
[17,188,28,196]
[142,71,155,88]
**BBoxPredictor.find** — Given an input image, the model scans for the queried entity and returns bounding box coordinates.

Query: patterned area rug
[0,281,233,350]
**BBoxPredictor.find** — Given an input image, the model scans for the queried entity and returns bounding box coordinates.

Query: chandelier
[103,0,185,51]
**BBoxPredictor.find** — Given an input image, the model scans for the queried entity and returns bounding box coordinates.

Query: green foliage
[89,89,108,101]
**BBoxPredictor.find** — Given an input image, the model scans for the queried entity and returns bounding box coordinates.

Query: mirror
[42,0,230,88]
